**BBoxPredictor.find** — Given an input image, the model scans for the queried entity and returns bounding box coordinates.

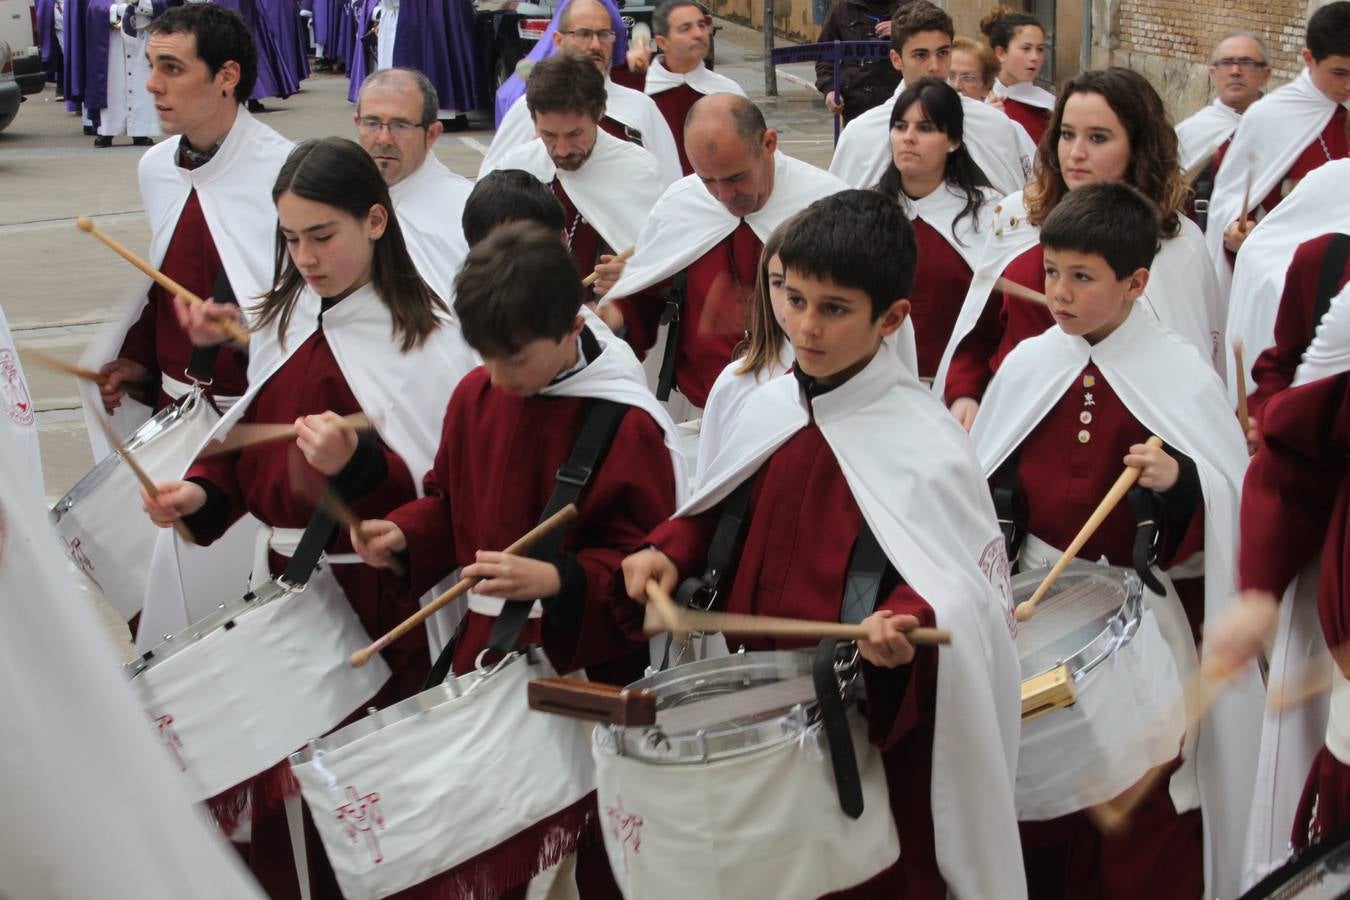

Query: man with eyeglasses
[626,0,745,176]
[1176,34,1271,173]
[478,0,682,185]
[1206,1,1350,284]
[355,67,473,303]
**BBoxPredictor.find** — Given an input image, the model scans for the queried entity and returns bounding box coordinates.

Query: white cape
[828,81,1034,196]
[643,56,745,99]
[904,182,999,271]
[1205,70,1350,294]
[969,305,1264,900]
[1226,159,1350,399]
[993,78,1056,110]
[1176,97,1242,173]
[0,418,264,899]
[484,130,669,254]
[79,106,294,455]
[478,78,682,185]
[388,153,472,306]
[1295,280,1350,386]
[682,345,1026,900]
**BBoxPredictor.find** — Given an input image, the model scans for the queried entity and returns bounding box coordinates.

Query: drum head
[1014,561,1142,682]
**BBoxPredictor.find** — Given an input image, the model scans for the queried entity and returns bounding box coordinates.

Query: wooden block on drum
[1021,664,1076,721]
[527,677,657,726]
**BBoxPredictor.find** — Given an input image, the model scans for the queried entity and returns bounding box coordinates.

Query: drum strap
[280,507,338,588]
[655,269,687,402]
[184,267,239,396]
[1314,233,1350,328]
[1192,153,1219,233]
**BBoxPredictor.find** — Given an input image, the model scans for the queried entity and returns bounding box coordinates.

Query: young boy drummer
[968,182,1263,900]
[621,189,1025,900]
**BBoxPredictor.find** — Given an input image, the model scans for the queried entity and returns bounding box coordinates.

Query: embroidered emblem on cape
[65,536,94,575]
[336,786,386,865]
[978,537,1015,635]
[606,794,644,872]
[0,350,34,427]
[151,712,188,772]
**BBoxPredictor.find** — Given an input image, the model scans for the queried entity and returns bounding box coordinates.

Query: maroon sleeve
[608,280,670,359]
[385,401,459,599]
[943,290,1005,404]
[117,291,160,375]
[861,585,938,750]
[183,450,247,545]
[1240,372,1350,594]
[647,506,722,579]
[1250,235,1332,424]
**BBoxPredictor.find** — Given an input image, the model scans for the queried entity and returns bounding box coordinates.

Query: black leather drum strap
[486,398,628,655]
[816,521,893,820]
[186,268,238,385]
[655,270,687,401]
[278,507,339,588]
[1314,233,1350,327]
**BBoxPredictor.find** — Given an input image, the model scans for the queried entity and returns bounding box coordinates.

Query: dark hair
[876,78,990,237]
[146,4,258,103]
[1308,1,1350,61]
[454,222,582,357]
[736,216,797,377]
[653,0,704,37]
[1040,182,1161,278]
[891,0,954,53]
[357,67,438,125]
[254,138,445,352]
[685,92,768,152]
[777,190,917,319]
[1026,67,1184,238]
[525,51,606,121]
[462,170,566,248]
[978,6,1044,50]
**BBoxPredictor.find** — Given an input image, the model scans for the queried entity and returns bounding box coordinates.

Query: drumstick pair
[198,412,372,458]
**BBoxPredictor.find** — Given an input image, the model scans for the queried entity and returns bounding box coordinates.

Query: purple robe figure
[387,0,479,114]
[37,0,63,88]
[492,0,627,125]
[345,0,378,102]
[63,0,89,111]
[212,0,295,99]
[259,0,309,87]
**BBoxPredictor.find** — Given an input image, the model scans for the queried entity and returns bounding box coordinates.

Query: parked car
[0,41,21,132]
[0,0,43,94]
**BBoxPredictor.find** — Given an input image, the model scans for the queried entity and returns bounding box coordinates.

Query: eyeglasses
[1210,57,1267,71]
[560,27,617,44]
[948,72,983,85]
[356,117,427,136]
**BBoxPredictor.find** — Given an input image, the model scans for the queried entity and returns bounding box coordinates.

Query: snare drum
[1238,824,1350,899]
[126,562,391,801]
[592,650,900,899]
[1014,560,1186,820]
[290,650,595,900]
[51,387,219,619]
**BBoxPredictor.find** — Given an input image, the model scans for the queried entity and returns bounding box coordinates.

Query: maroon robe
[648,81,701,176]
[1240,371,1350,845]
[648,419,942,899]
[943,243,1050,403]
[553,178,606,304]
[184,303,427,900]
[1002,97,1049,147]
[1000,363,1206,899]
[1212,106,1350,219]
[1249,232,1350,423]
[909,218,974,380]
[118,188,250,410]
[610,220,761,408]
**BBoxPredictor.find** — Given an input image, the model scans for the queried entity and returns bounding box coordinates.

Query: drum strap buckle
[814,638,864,820]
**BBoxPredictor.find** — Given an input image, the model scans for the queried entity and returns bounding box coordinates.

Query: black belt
[655,270,686,402]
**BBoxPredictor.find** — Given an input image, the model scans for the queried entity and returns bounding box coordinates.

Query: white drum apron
[592,650,900,899]
[290,651,595,900]
[127,562,391,800]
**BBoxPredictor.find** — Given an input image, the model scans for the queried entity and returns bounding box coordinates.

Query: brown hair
[1024,67,1184,238]
[890,0,953,53]
[525,51,607,122]
[734,219,796,377]
[953,36,1000,90]
[978,6,1043,50]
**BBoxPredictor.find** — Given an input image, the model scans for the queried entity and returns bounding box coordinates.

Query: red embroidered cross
[605,794,644,872]
[335,786,386,865]
[152,712,187,772]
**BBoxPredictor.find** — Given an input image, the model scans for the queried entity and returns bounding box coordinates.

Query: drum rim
[1013,561,1144,684]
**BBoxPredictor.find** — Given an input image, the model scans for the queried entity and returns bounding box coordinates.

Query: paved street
[0,21,837,501]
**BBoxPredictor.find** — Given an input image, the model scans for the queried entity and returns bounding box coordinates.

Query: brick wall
[1116,0,1309,83]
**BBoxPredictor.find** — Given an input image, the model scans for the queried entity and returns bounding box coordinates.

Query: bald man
[478,0,681,183]
[355,67,472,302]
[598,94,846,409]
[1177,33,1272,173]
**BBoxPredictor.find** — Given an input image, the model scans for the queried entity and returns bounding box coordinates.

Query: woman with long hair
[875,78,998,380]
[936,67,1224,428]
[141,137,477,898]
[980,7,1054,143]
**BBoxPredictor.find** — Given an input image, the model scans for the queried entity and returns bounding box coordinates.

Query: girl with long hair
[936,67,1224,428]
[141,136,477,898]
[980,7,1054,143]
[875,78,998,380]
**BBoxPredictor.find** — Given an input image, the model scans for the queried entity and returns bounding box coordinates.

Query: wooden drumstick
[93,410,194,543]
[27,349,110,386]
[285,448,408,579]
[643,581,953,646]
[1015,435,1165,622]
[1238,169,1253,234]
[198,412,372,458]
[349,504,580,667]
[1233,340,1252,438]
[75,215,252,345]
[582,245,635,288]
[995,277,1048,307]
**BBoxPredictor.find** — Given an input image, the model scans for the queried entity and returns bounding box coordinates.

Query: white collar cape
[1295,280,1350,386]
[1226,159,1350,398]
[1175,97,1243,172]
[602,152,847,301]
[478,78,683,185]
[388,154,473,307]
[968,303,1264,900]
[1204,69,1350,295]
[992,78,1056,110]
[679,342,1026,899]
[828,80,1034,196]
[643,56,746,98]
[79,107,295,454]
[932,191,1226,402]
[903,182,1000,272]
[485,130,669,254]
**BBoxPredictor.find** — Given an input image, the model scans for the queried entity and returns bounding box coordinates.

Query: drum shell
[128,564,391,800]
[290,653,595,900]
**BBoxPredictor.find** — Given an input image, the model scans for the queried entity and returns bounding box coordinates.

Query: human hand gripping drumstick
[349,504,579,667]
[583,245,635,289]
[75,216,252,345]
[1015,436,1164,622]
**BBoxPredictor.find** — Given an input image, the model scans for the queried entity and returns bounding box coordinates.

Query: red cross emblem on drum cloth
[605,795,643,872]
[0,350,34,427]
[151,712,188,772]
[65,537,94,575]
[335,786,386,865]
